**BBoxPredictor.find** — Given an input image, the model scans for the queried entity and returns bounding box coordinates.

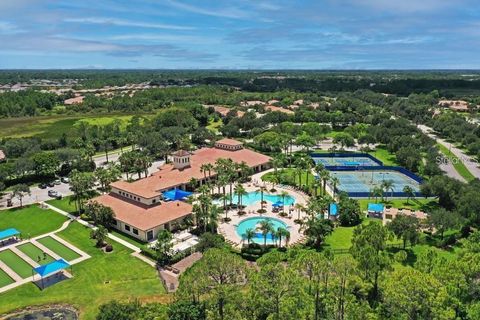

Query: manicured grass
[368,147,399,166]
[37,236,81,262]
[0,250,34,279]
[436,143,475,182]
[0,268,14,287]
[46,196,78,214]
[17,243,55,264]
[0,205,67,238]
[0,222,167,320]
[0,113,153,139]
[357,198,439,212]
[206,118,223,133]
[110,230,148,250]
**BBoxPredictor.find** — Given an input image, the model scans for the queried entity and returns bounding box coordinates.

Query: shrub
[257,209,267,214]
[105,244,113,252]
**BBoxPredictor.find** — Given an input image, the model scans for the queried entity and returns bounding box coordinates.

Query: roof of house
[111,144,271,198]
[172,150,190,157]
[93,194,192,230]
[215,138,243,146]
[64,96,84,105]
[210,105,245,117]
[383,207,427,220]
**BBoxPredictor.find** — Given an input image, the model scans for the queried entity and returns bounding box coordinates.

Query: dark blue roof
[33,259,70,277]
[0,228,20,240]
[162,189,193,201]
[329,203,338,216]
[368,203,385,212]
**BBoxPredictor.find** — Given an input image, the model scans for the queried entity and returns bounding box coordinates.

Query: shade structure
[34,259,70,278]
[0,228,20,241]
[329,203,338,216]
[162,188,193,201]
[367,203,385,213]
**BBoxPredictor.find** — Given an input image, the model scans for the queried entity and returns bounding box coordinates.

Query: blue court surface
[313,156,380,167]
[331,170,420,194]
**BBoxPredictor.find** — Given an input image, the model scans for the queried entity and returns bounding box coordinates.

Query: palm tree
[188,177,198,190]
[259,220,274,247]
[294,203,305,220]
[279,190,289,210]
[370,186,383,203]
[301,218,333,248]
[330,176,340,198]
[403,185,415,204]
[276,227,290,248]
[208,205,221,233]
[200,164,208,184]
[256,186,268,211]
[304,160,313,188]
[381,179,394,201]
[234,183,248,210]
[244,228,256,246]
[319,169,330,196]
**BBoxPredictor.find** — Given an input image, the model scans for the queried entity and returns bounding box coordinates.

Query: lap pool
[217,191,295,206]
[236,217,289,244]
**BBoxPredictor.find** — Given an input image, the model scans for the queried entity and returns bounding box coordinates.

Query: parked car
[53,179,61,185]
[48,190,62,199]
[38,183,48,189]
[60,177,70,183]
[47,182,55,187]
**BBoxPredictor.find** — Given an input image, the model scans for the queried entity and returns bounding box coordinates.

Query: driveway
[418,124,480,180]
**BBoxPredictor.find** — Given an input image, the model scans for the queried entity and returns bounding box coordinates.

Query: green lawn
[206,118,223,133]
[0,222,167,320]
[0,250,34,279]
[37,236,81,262]
[0,205,67,238]
[17,243,55,264]
[46,196,78,215]
[369,147,399,166]
[436,143,475,182]
[357,198,438,212]
[0,268,14,287]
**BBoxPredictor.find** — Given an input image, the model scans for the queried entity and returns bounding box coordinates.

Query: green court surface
[17,243,55,265]
[0,250,33,279]
[37,237,80,262]
[0,268,14,287]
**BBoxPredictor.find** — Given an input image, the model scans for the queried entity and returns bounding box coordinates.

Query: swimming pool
[218,191,295,206]
[236,217,289,244]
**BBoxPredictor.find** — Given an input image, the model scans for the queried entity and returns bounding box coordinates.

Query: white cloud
[164,0,250,19]
[64,17,194,30]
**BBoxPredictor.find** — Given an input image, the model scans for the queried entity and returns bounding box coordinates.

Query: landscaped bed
[37,237,81,262]
[0,250,34,279]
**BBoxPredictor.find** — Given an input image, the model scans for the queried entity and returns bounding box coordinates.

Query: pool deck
[218,169,309,248]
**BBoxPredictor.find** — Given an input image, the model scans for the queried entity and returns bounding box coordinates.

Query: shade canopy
[162,189,193,201]
[33,259,70,278]
[329,203,338,216]
[0,228,20,241]
[368,203,385,213]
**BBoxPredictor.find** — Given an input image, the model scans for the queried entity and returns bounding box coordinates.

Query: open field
[368,147,399,166]
[206,118,223,133]
[17,243,55,264]
[357,198,438,212]
[0,250,34,279]
[0,222,167,320]
[46,197,78,215]
[37,236,81,262]
[0,113,153,139]
[0,205,67,238]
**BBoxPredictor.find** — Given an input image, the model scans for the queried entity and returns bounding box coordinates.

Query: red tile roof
[111,145,271,198]
[265,105,294,114]
[215,138,243,146]
[172,150,190,157]
[93,194,192,231]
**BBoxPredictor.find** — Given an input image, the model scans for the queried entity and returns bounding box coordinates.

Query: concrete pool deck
[218,170,309,248]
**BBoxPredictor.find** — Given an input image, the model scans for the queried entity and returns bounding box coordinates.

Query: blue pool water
[236,217,289,244]
[233,191,295,206]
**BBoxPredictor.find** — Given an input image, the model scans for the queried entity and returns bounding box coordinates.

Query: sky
[1,0,480,69]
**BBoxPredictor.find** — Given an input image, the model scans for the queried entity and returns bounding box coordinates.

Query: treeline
[0,90,64,117]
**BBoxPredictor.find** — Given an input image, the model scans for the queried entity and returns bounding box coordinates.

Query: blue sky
[1,0,480,69]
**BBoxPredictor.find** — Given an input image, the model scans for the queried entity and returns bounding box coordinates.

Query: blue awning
[368,203,384,213]
[329,203,338,216]
[162,189,193,201]
[0,228,20,241]
[34,259,70,277]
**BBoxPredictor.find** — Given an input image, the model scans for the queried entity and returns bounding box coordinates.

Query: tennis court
[313,155,380,167]
[331,170,421,195]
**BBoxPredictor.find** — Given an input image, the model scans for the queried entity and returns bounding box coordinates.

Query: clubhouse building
[93,139,271,242]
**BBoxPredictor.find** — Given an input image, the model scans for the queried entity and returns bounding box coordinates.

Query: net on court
[331,170,420,194]
[313,156,379,167]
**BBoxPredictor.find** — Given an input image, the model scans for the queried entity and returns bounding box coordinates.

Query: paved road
[418,124,480,180]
